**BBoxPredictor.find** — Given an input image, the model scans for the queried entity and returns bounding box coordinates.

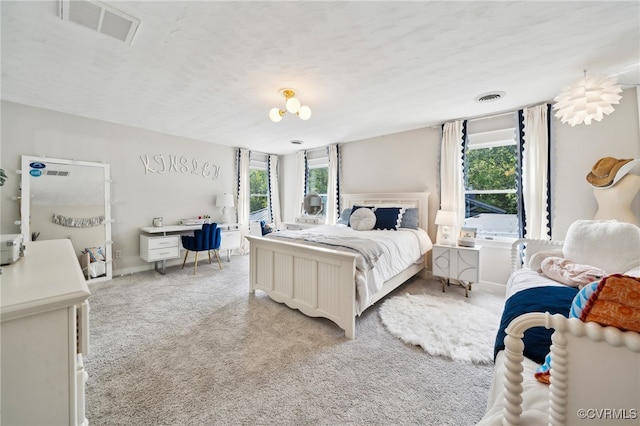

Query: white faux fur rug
[379,292,502,364]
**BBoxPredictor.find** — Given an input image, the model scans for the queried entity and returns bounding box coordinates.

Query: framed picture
[459,227,477,239]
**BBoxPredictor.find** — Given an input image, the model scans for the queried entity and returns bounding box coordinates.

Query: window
[249,152,270,223]
[464,116,520,240]
[306,148,329,213]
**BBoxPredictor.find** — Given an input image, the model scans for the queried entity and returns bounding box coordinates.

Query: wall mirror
[20,155,112,283]
[303,192,324,216]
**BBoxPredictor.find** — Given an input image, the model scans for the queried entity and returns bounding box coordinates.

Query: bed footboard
[502,312,640,425]
[247,235,360,339]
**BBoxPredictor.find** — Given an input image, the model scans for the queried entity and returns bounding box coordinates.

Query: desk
[140,223,240,274]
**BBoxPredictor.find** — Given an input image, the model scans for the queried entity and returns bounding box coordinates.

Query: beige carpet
[84,256,502,425]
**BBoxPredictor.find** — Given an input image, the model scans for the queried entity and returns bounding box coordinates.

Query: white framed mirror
[20,155,112,283]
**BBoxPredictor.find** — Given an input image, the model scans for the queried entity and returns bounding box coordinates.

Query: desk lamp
[216,193,235,224]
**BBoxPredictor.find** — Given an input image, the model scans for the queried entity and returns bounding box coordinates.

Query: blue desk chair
[181,223,223,274]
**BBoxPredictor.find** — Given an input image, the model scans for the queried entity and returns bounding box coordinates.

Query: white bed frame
[502,312,640,425]
[246,192,430,339]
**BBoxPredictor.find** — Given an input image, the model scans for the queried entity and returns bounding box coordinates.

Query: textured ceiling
[2,1,639,155]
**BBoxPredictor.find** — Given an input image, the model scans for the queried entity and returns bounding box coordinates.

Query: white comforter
[266,225,432,313]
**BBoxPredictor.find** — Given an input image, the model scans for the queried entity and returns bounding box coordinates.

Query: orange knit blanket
[580,274,640,332]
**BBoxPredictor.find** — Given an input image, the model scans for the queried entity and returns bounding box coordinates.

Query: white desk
[140,223,240,274]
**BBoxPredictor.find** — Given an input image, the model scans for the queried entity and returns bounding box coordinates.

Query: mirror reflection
[21,155,112,283]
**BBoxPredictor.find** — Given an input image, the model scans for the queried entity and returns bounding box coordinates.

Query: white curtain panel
[268,154,281,226]
[522,104,550,240]
[325,144,339,225]
[440,120,466,228]
[237,148,250,254]
[295,151,306,218]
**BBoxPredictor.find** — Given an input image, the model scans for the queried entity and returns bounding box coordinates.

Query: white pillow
[349,207,376,231]
[563,220,640,274]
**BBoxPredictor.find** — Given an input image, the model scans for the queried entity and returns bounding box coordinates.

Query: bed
[245,192,432,339]
[478,220,640,425]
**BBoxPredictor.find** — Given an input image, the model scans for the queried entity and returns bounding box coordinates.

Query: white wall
[3,87,638,282]
[279,87,640,286]
[1,101,237,274]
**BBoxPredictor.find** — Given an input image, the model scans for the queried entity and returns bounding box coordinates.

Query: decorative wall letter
[140,155,221,180]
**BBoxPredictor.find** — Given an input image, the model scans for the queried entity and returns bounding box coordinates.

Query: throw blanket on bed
[535,274,640,384]
[265,230,385,270]
[493,285,579,364]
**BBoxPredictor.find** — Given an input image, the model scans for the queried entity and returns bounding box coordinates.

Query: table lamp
[216,193,235,224]
[435,210,458,246]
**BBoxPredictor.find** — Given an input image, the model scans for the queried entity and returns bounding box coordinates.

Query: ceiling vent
[474,91,506,104]
[59,0,140,45]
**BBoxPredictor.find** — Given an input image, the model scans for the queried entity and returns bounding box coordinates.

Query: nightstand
[432,244,481,297]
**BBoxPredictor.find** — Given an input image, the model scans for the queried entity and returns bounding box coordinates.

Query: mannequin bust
[593,174,640,225]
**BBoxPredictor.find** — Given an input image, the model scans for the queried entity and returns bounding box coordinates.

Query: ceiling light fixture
[269,89,312,122]
[553,71,622,126]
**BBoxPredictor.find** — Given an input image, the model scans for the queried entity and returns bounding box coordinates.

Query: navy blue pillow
[348,205,374,227]
[374,207,404,230]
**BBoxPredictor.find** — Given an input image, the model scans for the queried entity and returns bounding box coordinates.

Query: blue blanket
[493,285,578,364]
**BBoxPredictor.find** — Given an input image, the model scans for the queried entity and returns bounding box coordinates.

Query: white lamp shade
[269,108,282,122]
[298,105,312,120]
[435,210,458,227]
[553,74,622,126]
[285,96,300,113]
[216,193,234,207]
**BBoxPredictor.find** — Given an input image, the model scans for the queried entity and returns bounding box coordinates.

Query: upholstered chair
[181,223,223,274]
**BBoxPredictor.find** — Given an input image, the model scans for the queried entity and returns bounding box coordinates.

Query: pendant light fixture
[269,88,312,122]
[553,71,622,126]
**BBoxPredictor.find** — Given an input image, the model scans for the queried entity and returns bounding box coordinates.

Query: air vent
[59,0,140,45]
[46,170,70,177]
[474,91,506,103]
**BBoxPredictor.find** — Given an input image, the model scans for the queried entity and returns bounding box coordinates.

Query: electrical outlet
[115,250,122,258]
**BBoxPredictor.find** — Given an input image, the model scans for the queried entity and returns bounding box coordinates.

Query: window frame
[249,152,271,223]
[464,122,521,241]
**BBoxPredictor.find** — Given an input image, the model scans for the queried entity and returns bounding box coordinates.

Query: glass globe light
[269,108,283,122]
[285,97,300,113]
[298,105,312,120]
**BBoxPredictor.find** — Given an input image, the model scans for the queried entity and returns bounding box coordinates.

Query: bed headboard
[341,192,431,233]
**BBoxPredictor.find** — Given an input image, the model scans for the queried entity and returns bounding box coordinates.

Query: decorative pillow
[563,220,640,274]
[528,250,564,271]
[336,208,352,225]
[83,247,105,262]
[539,256,606,288]
[349,207,376,231]
[348,205,374,227]
[373,207,405,230]
[400,207,419,229]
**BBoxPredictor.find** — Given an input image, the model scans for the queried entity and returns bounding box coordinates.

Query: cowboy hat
[586,157,637,187]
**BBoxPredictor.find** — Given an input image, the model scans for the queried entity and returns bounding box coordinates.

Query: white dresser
[1,239,91,426]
